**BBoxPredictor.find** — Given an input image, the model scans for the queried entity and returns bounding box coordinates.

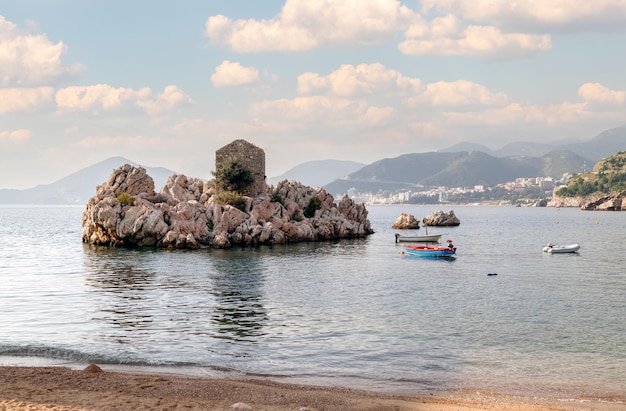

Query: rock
[532,198,548,207]
[580,191,626,211]
[83,363,104,373]
[231,403,253,410]
[82,165,374,249]
[391,213,420,229]
[422,210,460,226]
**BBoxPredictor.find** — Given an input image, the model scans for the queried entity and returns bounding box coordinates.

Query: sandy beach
[0,365,623,411]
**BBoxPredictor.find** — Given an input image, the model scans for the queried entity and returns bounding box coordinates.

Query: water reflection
[209,251,268,342]
[83,245,157,343]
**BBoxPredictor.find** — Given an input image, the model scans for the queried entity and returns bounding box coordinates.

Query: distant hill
[556,151,626,197]
[439,125,626,161]
[268,159,364,188]
[0,157,177,205]
[324,150,591,195]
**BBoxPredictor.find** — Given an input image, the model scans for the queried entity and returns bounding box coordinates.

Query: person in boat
[447,240,454,250]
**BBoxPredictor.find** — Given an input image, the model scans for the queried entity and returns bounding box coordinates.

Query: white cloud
[0,129,32,142]
[408,80,509,108]
[71,135,159,149]
[56,84,192,116]
[211,60,260,87]
[0,87,54,113]
[135,85,194,116]
[442,102,590,127]
[251,95,394,127]
[205,0,415,52]
[400,18,551,58]
[298,63,422,97]
[420,0,626,32]
[578,83,626,105]
[0,16,82,86]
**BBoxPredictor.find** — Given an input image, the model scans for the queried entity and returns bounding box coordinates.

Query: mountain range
[0,157,176,205]
[1,126,624,204]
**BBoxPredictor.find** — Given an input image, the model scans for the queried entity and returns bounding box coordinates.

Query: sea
[0,204,624,400]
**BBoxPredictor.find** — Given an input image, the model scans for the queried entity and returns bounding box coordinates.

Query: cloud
[56,84,192,116]
[399,15,551,58]
[441,102,590,127]
[211,60,260,87]
[578,82,626,105]
[251,95,395,127]
[0,87,54,113]
[0,129,32,142]
[420,0,626,32]
[298,63,422,97]
[136,85,194,116]
[205,0,415,52]
[0,16,82,86]
[408,80,509,108]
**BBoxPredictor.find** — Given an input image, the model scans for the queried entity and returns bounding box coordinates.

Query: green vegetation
[271,189,284,204]
[304,197,322,218]
[116,192,135,206]
[206,220,214,231]
[215,190,247,212]
[557,152,626,197]
[212,156,254,192]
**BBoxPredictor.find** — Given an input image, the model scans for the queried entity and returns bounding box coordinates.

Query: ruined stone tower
[215,139,266,197]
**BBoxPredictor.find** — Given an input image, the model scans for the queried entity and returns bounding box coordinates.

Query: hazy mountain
[0,157,177,205]
[268,159,364,188]
[324,150,591,195]
[439,125,626,161]
[438,142,494,155]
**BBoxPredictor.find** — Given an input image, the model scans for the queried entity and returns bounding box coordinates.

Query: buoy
[487,273,498,276]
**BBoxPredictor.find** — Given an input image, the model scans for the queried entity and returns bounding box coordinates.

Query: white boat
[395,233,442,243]
[543,243,580,253]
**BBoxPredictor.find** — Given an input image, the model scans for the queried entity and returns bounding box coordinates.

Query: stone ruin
[81,140,374,249]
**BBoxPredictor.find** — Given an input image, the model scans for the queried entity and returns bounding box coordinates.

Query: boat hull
[543,244,580,253]
[395,233,442,243]
[402,245,456,258]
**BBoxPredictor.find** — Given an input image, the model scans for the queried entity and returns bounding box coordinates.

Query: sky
[1,0,626,189]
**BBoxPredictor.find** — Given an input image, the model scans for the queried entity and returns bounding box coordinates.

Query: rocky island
[81,140,373,249]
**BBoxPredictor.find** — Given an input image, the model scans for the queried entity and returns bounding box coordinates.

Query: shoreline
[0,365,623,411]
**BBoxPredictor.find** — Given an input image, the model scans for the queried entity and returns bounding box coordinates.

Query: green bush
[215,190,247,212]
[304,196,322,218]
[116,192,135,206]
[212,156,254,192]
[206,220,214,231]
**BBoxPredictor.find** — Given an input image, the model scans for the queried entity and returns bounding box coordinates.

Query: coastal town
[343,174,572,206]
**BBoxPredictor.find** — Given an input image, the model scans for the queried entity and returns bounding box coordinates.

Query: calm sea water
[0,204,624,399]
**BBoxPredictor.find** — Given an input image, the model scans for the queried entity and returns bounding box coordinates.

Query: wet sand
[0,365,623,411]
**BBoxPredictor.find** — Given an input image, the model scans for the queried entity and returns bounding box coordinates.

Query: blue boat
[402,241,456,258]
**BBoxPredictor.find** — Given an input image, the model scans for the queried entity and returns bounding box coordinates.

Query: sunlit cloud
[205,0,415,52]
[0,16,83,86]
[298,63,423,97]
[211,60,260,87]
[56,84,192,116]
[407,80,509,108]
[420,0,626,32]
[0,87,54,113]
[578,82,626,105]
[0,128,32,142]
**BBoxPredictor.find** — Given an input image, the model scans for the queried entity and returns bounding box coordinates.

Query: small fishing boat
[543,243,580,254]
[395,233,442,243]
[402,241,456,258]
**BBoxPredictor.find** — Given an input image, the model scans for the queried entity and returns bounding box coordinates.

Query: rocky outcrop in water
[82,164,374,249]
[391,213,420,229]
[580,191,626,211]
[548,191,626,210]
[422,210,460,226]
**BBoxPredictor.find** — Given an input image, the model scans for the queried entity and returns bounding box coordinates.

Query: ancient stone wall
[215,139,266,197]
